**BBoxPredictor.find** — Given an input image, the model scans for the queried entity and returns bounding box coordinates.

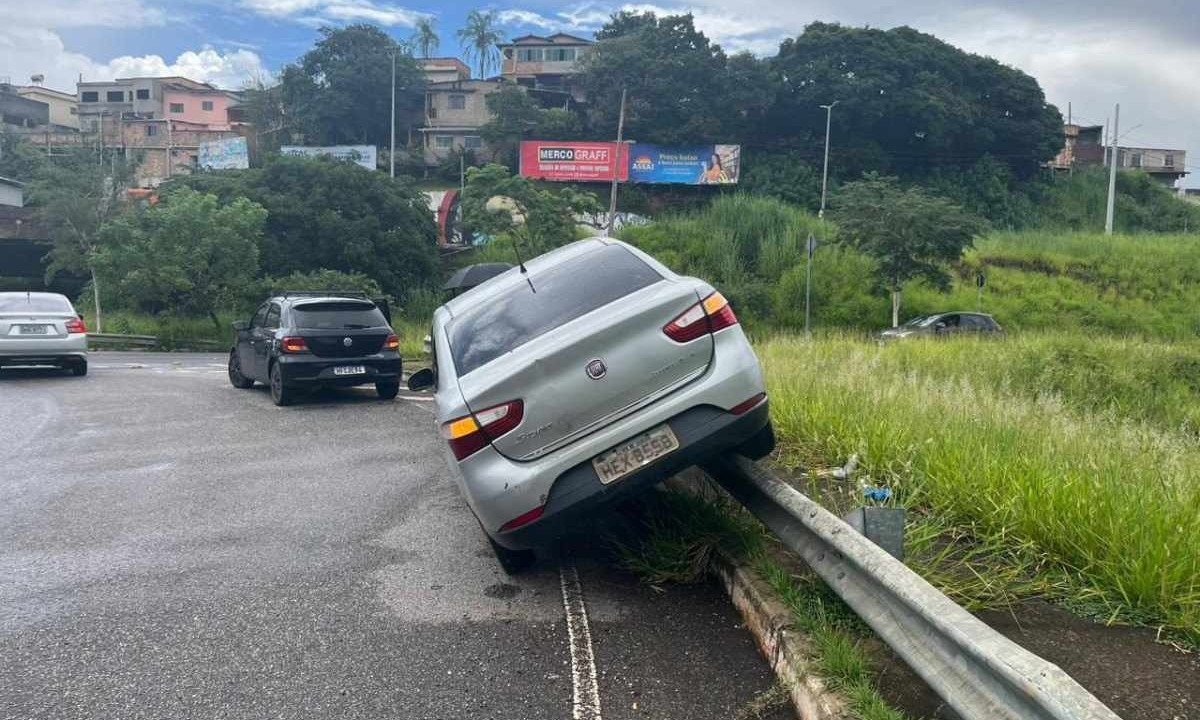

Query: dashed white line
[560,562,603,720]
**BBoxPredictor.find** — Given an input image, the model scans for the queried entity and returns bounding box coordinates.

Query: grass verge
[617,489,910,720]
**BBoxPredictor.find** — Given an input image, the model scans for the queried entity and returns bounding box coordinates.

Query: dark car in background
[228,292,402,406]
[880,312,1004,340]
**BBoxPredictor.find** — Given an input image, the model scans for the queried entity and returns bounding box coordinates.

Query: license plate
[333,365,366,376]
[592,425,679,485]
[18,324,50,335]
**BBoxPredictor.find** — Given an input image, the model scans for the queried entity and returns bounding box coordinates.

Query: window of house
[81,91,98,103]
[546,48,577,62]
[464,136,482,150]
[202,100,214,111]
[1165,154,1175,168]
[170,103,184,113]
[447,94,466,110]
[136,89,150,100]
[516,48,544,62]
[1131,153,1143,168]
[435,136,453,149]
[106,91,125,102]
[145,124,158,136]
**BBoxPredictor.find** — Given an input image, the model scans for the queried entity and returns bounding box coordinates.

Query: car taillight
[499,505,545,533]
[729,392,767,415]
[65,317,87,334]
[441,399,524,461]
[384,333,400,350]
[663,291,738,342]
[281,336,308,353]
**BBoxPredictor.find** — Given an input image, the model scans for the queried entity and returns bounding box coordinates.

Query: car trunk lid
[0,312,74,339]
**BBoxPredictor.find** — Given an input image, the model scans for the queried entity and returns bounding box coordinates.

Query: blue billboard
[628,144,741,185]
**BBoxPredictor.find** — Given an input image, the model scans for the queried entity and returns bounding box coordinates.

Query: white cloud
[0,1,268,92]
[240,0,428,27]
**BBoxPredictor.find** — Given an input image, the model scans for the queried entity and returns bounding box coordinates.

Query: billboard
[519,141,629,182]
[280,145,377,171]
[198,137,249,170]
[629,144,741,185]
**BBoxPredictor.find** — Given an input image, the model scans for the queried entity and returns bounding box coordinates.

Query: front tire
[269,363,293,406]
[488,536,536,575]
[376,381,400,400]
[228,350,254,389]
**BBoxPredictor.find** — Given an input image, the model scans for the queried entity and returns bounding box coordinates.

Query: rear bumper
[276,352,401,386]
[494,401,770,550]
[0,334,87,365]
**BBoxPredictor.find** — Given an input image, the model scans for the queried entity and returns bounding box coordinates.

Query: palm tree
[413,17,439,59]
[456,10,502,79]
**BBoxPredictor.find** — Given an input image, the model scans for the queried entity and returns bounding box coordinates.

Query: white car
[0,292,88,375]
[407,239,773,572]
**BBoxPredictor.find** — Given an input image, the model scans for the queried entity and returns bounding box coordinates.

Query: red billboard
[519,141,629,182]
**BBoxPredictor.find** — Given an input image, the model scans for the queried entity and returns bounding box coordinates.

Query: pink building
[161,80,237,130]
[76,76,241,133]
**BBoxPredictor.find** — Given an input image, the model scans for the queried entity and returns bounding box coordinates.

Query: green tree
[832,174,986,326]
[170,155,438,300]
[457,10,502,79]
[279,24,425,148]
[239,77,287,157]
[413,17,439,59]
[0,135,46,182]
[27,148,130,332]
[480,85,584,166]
[766,23,1063,179]
[460,163,600,254]
[95,189,266,326]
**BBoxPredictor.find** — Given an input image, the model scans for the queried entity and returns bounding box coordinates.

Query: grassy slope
[760,334,1200,643]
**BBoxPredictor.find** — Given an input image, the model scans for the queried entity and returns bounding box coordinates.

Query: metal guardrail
[702,454,1122,720]
[88,333,159,348]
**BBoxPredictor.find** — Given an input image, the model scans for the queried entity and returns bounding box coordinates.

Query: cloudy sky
[2,0,1197,187]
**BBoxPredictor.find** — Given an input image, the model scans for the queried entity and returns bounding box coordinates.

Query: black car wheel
[736,421,775,460]
[269,363,292,406]
[488,536,536,575]
[228,350,254,389]
[70,360,88,377]
[376,381,400,400]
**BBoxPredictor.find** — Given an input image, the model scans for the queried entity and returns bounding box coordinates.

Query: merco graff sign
[519,141,630,182]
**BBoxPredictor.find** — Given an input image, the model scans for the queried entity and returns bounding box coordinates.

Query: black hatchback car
[228,292,402,406]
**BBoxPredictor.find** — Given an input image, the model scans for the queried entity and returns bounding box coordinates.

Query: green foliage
[279,24,425,148]
[258,269,382,299]
[739,150,823,211]
[578,12,770,145]
[766,23,1063,179]
[168,155,438,300]
[95,188,266,324]
[460,163,600,254]
[412,17,439,59]
[1029,168,1200,233]
[456,10,502,79]
[0,135,47,182]
[479,85,587,168]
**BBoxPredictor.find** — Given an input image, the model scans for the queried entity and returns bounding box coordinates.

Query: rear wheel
[269,363,292,406]
[70,359,87,377]
[736,421,775,460]
[375,381,400,400]
[228,350,254,389]
[488,536,536,575]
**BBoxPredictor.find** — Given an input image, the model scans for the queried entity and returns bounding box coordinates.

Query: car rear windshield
[448,244,663,375]
[291,302,387,329]
[0,294,73,313]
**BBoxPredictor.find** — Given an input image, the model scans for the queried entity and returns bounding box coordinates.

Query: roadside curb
[666,471,851,720]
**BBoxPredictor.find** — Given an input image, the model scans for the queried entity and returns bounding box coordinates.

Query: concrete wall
[162,89,233,129]
[422,131,487,165]
[425,84,498,128]
[17,88,77,129]
[0,184,24,208]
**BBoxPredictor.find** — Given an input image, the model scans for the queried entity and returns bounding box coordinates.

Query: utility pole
[1067,102,1073,177]
[166,118,174,179]
[389,50,397,178]
[818,101,838,219]
[1105,103,1119,235]
[606,88,627,236]
[804,233,815,338]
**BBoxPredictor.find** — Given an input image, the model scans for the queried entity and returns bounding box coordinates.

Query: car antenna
[510,229,536,294]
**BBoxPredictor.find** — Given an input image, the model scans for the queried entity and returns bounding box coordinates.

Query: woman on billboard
[701,151,734,184]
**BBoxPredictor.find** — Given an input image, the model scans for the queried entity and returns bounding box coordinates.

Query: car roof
[269,295,376,307]
[0,291,69,300]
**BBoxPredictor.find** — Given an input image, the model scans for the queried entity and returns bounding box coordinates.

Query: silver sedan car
[0,292,88,375]
[407,239,773,572]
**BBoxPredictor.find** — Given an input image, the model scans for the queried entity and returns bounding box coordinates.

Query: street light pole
[1104,103,1119,235]
[606,88,627,236]
[818,101,838,219]
[808,100,838,339]
[389,50,397,179]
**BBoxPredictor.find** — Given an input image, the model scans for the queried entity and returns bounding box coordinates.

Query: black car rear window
[291,302,387,329]
[448,244,663,376]
[0,294,73,313]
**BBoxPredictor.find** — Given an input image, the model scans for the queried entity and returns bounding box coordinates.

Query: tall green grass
[761,334,1200,643]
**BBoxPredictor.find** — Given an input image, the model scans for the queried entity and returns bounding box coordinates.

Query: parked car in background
[880,312,1004,340]
[0,292,88,376]
[228,292,402,406]
[407,238,774,573]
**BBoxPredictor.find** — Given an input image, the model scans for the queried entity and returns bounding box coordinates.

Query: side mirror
[232,320,250,332]
[933,321,947,332]
[407,367,435,391]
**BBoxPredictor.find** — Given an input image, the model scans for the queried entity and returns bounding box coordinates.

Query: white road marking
[560,563,603,720]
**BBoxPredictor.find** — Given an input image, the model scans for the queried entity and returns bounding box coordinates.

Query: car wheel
[375,381,400,400]
[488,536,536,575]
[269,363,292,406]
[736,421,775,460]
[228,350,254,389]
[70,360,88,377]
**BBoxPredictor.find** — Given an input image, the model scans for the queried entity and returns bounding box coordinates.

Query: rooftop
[499,33,594,47]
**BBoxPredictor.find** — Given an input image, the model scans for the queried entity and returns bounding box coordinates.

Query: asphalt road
[0,351,790,720]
